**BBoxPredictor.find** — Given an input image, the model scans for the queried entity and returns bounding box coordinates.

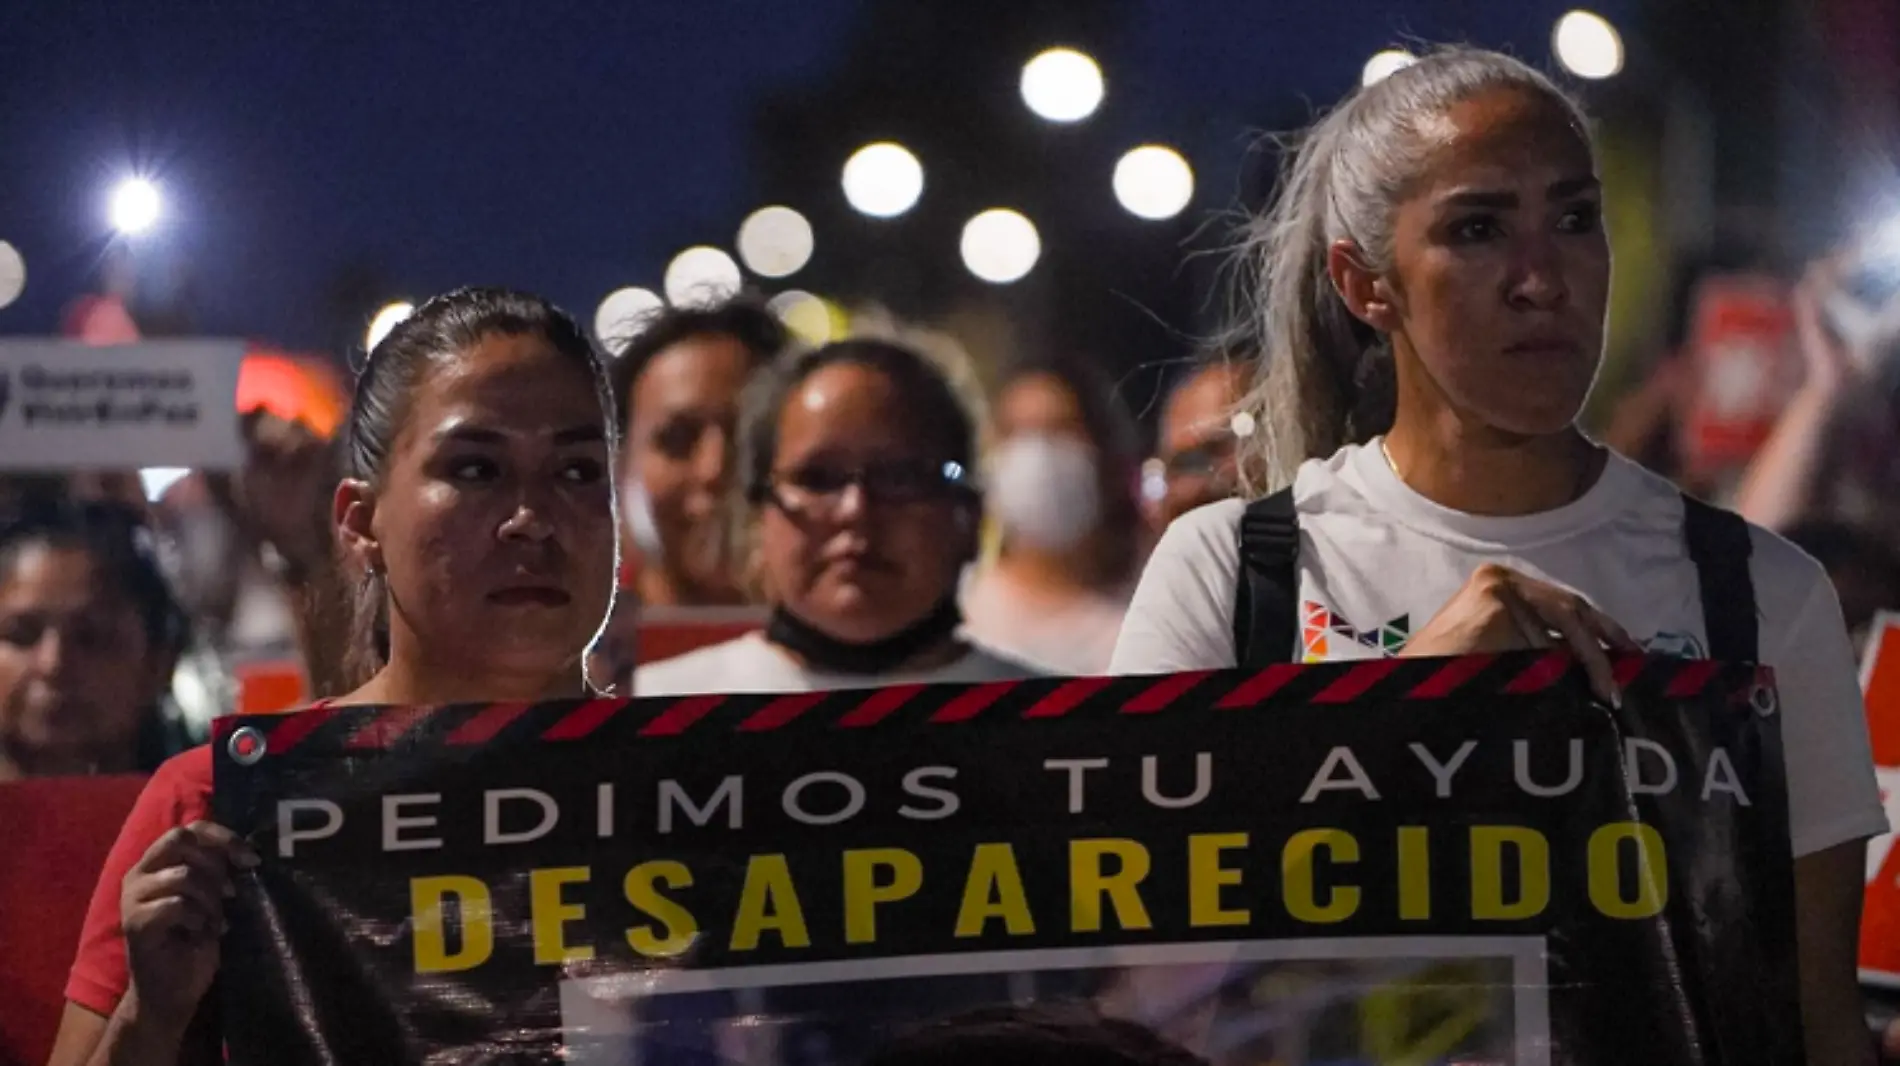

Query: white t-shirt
[1111,441,1886,859]
[635,631,1041,696]
[960,570,1128,676]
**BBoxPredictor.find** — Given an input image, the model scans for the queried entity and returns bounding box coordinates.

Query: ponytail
[1230,46,1589,495]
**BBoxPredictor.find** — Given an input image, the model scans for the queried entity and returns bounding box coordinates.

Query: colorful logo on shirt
[1643,630,1706,659]
[1302,601,1410,662]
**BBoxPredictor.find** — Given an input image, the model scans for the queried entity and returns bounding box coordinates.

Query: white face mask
[619,474,665,560]
[987,433,1102,551]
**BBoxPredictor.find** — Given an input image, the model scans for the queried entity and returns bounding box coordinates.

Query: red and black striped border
[212,652,1775,762]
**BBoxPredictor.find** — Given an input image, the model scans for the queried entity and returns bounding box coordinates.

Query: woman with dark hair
[1110,47,1882,1064]
[607,297,790,609]
[48,286,620,1066]
[635,338,1033,694]
[0,497,191,781]
[961,356,1145,675]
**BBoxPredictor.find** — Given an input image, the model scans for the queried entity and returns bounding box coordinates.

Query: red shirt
[65,745,214,1016]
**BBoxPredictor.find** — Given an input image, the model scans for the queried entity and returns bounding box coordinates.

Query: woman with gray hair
[1110,46,1881,1064]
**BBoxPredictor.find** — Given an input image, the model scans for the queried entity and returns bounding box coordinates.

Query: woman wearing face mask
[1110,48,1882,1065]
[0,497,191,782]
[48,287,621,1066]
[961,357,1145,675]
[635,339,1033,694]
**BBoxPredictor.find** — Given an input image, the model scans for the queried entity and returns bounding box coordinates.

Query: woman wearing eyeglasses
[634,339,1035,694]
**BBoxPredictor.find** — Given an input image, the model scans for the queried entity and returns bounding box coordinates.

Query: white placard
[0,339,244,471]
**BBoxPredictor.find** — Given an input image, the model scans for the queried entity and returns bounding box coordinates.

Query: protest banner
[0,339,244,471]
[1859,612,1900,987]
[215,652,1797,1066]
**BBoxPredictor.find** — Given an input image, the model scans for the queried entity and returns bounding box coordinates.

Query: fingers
[1490,572,1635,707]
[1521,587,1637,706]
[1543,600,1621,707]
[126,896,224,943]
[1493,584,1555,649]
[134,822,257,876]
[128,863,229,917]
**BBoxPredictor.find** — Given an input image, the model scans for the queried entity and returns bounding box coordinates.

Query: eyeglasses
[754,457,973,516]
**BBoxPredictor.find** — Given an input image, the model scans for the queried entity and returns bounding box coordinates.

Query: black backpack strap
[1680,493,1759,663]
[1232,488,1301,667]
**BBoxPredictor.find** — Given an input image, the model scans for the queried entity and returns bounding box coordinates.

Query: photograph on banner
[213,654,1799,1066]
[558,939,1537,1066]
[0,339,244,470]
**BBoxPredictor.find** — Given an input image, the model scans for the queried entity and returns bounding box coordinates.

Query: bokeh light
[1112,146,1195,221]
[768,290,843,345]
[960,209,1041,284]
[594,286,665,350]
[365,301,415,352]
[1554,10,1623,79]
[109,178,162,235]
[664,246,743,307]
[841,142,924,219]
[737,206,815,278]
[1361,49,1417,87]
[0,241,24,310]
[1020,48,1105,123]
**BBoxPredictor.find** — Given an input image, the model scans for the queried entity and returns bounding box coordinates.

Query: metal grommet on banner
[1749,683,1779,718]
[228,725,268,766]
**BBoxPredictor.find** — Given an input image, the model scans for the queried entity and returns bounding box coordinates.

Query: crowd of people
[4,42,1899,1066]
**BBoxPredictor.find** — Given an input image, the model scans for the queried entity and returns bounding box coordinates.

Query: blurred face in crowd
[756,362,975,644]
[995,372,1090,444]
[623,333,755,602]
[989,370,1133,556]
[1150,363,1247,528]
[0,542,163,777]
[341,332,616,680]
[1372,86,1609,437]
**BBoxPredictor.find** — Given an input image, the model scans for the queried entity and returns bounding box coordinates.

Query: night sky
[0,0,1634,352]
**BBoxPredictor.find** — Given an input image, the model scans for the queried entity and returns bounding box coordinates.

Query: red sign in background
[1858,614,1900,986]
[0,775,146,1066]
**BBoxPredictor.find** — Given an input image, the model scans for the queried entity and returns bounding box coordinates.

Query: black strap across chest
[1231,487,1759,667]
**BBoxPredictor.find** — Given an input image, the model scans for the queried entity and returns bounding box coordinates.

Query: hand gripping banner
[213,652,1797,1066]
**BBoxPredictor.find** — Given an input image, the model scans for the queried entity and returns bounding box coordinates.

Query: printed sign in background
[1681,275,1800,476]
[215,653,1798,1066]
[0,339,244,470]
[1859,612,1900,986]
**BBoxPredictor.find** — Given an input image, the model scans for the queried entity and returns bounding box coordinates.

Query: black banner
[214,652,1798,1066]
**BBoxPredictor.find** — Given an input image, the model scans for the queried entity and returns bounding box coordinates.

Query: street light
[768,290,840,345]
[960,209,1040,284]
[1361,50,1416,87]
[664,246,742,307]
[1020,48,1104,123]
[1113,146,1195,221]
[0,241,24,310]
[842,143,924,218]
[594,287,665,351]
[109,178,162,235]
[1554,11,1623,79]
[737,206,815,278]
[366,301,415,352]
